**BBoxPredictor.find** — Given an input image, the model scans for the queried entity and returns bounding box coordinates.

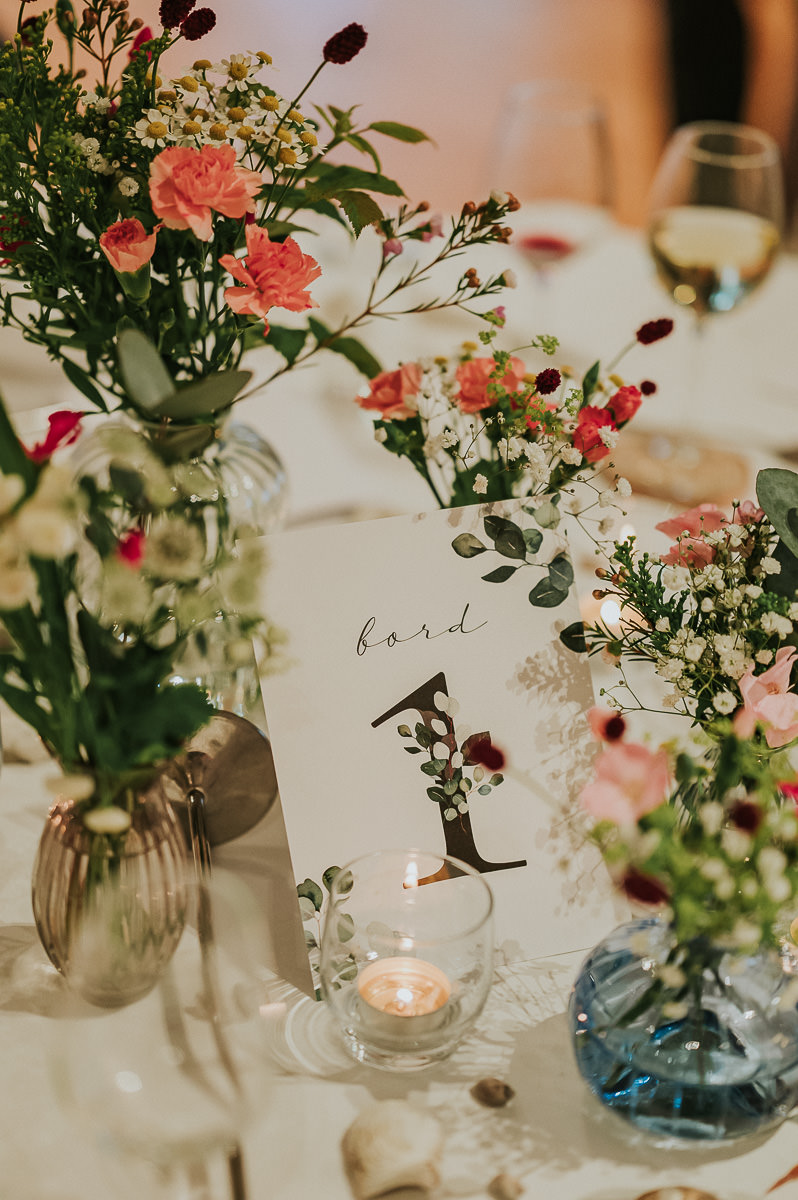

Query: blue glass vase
[570,917,798,1141]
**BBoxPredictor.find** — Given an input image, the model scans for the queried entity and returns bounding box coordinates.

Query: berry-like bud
[323,22,367,64]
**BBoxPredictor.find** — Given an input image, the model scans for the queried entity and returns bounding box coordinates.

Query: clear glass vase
[31,774,189,1008]
[570,917,798,1141]
[73,414,288,722]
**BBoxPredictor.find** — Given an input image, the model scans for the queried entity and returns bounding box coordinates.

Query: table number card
[259,500,625,962]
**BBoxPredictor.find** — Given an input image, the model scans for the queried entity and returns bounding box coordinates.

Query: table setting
[5,4,798,1200]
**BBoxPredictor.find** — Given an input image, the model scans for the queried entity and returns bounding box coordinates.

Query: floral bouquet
[0,1,516,443]
[579,466,798,741]
[355,314,673,510]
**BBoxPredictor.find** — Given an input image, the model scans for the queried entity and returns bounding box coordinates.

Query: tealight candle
[357,957,452,1043]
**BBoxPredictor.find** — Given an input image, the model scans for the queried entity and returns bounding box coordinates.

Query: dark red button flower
[466,737,506,772]
[160,0,195,27]
[728,799,763,833]
[323,22,368,64]
[621,868,669,906]
[24,411,83,463]
[180,7,216,40]
[535,367,561,396]
[636,318,674,345]
[640,379,657,395]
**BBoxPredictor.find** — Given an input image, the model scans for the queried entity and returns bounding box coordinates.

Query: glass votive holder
[319,849,494,1071]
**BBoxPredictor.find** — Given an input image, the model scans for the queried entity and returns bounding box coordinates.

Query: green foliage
[453,509,576,608]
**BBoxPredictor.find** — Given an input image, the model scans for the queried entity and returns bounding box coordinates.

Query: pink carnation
[455,356,526,415]
[149,144,262,241]
[572,406,616,463]
[656,503,726,568]
[99,218,159,273]
[734,647,798,748]
[356,363,422,420]
[580,741,670,824]
[219,225,321,333]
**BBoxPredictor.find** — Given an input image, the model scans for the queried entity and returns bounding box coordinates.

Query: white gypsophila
[661,566,688,591]
[655,617,670,632]
[144,515,206,582]
[723,587,743,608]
[0,474,24,516]
[662,1000,689,1020]
[761,611,793,638]
[560,444,582,466]
[712,690,737,715]
[0,563,37,610]
[758,845,787,880]
[662,690,684,708]
[616,476,632,498]
[501,436,526,463]
[117,176,140,197]
[683,636,706,663]
[373,427,387,443]
[598,426,619,448]
[441,429,459,449]
[658,963,686,989]
[789,602,798,620]
[700,597,714,612]
[745,584,763,599]
[598,489,614,508]
[761,556,781,575]
[699,564,725,590]
[423,433,446,459]
[721,827,751,861]
[473,474,488,495]
[598,516,616,537]
[756,648,774,665]
[656,658,685,682]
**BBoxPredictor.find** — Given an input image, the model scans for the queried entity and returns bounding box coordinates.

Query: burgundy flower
[466,737,506,772]
[640,379,657,395]
[24,411,83,463]
[180,7,216,40]
[728,799,764,833]
[636,318,674,345]
[323,22,368,64]
[621,868,669,906]
[535,367,561,396]
[160,0,195,28]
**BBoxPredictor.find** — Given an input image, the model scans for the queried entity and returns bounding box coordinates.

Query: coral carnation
[99,218,158,273]
[356,363,422,420]
[219,225,321,334]
[455,356,526,415]
[573,406,616,463]
[150,144,261,241]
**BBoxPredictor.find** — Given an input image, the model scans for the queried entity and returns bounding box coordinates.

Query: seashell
[635,1190,719,1200]
[470,1077,516,1108]
[341,1099,444,1200]
[488,1171,525,1199]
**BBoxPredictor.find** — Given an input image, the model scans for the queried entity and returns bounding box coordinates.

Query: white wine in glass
[647,121,784,324]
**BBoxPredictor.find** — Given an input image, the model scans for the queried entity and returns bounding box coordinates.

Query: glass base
[570,919,798,1142]
[339,1026,461,1072]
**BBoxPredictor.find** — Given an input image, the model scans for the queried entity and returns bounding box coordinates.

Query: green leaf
[581,360,600,404]
[321,335,382,379]
[452,533,487,558]
[523,527,543,554]
[298,895,317,922]
[265,324,308,367]
[322,865,342,893]
[766,539,798,599]
[528,576,569,608]
[337,913,355,942]
[344,132,381,171]
[481,564,518,583]
[403,745,423,754]
[397,724,412,737]
[421,758,446,775]
[302,164,405,202]
[368,121,432,145]
[548,553,575,592]
[427,786,447,803]
[117,329,175,413]
[297,878,324,911]
[477,784,492,796]
[757,468,798,559]
[489,774,504,786]
[531,498,561,529]
[156,370,252,420]
[559,620,588,654]
[484,514,524,548]
[304,929,318,949]
[60,358,109,412]
[336,189,384,237]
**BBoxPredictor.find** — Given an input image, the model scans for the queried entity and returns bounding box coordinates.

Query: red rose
[606,385,642,425]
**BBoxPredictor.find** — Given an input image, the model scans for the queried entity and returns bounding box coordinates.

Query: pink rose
[99,218,159,273]
[734,647,798,748]
[580,741,670,824]
[455,356,526,414]
[149,144,262,241]
[219,225,321,333]
[356,363,422,420]
[573,406,617,463]
[606,385,642,425]
[24,410,83,463]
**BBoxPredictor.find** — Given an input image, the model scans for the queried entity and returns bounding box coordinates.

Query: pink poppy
[24,411,83,463]
[219,225,321,333]
[99,218,159,273]
[455,356,526,415]
[356,363,422,420]
[606,385,642,425]
[572,406,616,463]
[580,740,670,824]
[149,144,262,241]
[734,647,798,748]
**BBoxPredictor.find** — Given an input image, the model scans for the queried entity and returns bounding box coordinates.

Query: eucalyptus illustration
[373,671,526,881]
[452,509,574,608]
[297,866,355,997]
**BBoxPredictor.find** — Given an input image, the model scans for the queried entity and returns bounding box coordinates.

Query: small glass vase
[31,773,189,1008]
[570,917,798,1141]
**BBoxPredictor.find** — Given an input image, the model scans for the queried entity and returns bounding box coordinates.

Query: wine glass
[50,870,274,1200]
[647,120,784,327]
[618,120,786,504]
[488,79,614,319]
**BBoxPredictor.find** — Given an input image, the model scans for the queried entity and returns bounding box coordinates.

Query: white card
[260,501,624,962]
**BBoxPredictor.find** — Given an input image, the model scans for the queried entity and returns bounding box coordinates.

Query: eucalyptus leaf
[427,786,447,803]
[298,895,317,922]
[117,329,175,413]
[523,527,543,554]
[481,564,518,583]
[548,553,575,591]
[528,576,569,608]
[477,784,492,796]
[421,758,447,775]
[155,370,252,420]
[452,533,487,558]
[559,620,588,653]
[532,498,561,529]
[757,468,798,559]
[337,913,355,942]
[297,878,324,911]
